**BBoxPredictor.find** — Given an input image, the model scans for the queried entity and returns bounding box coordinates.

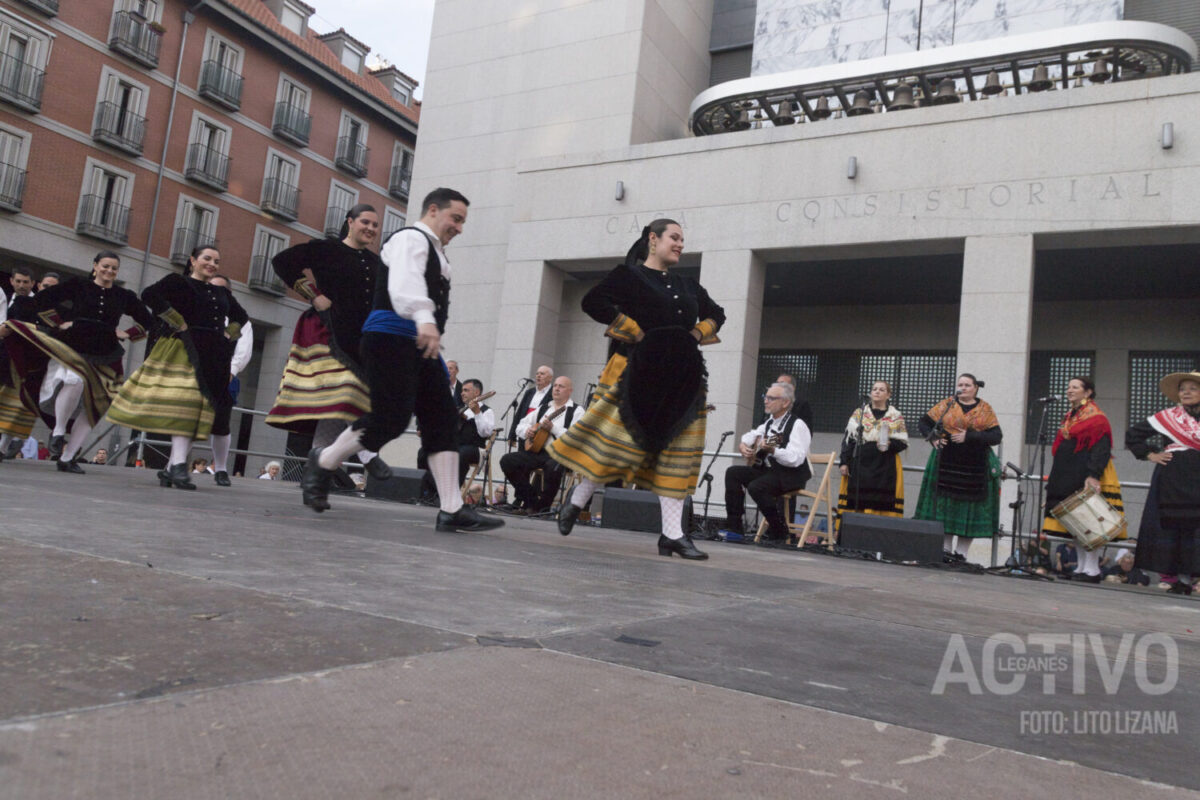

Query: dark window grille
[1025,351,1095,443]
[76,194,131,244]
[1129,351,1198,423]
[184,143,230,190]
[335,135,368,177]
[0,161,26,211]
[248,254,286,295]
[756,350,957,432]
[17,0,58,15]
[272,102,311,146]
[261,177,300,220]
[198,59,244,110]
[93,100,146,154]
[109,11,163,68]
[388,165,411,200]
[0,51,45,112]
[170,227,218,266]
[323,206,347,238]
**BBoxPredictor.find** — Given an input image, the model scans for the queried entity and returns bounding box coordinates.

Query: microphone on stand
[518,377,533,386]
[1035,394,1061,403]
[721,430,734,437]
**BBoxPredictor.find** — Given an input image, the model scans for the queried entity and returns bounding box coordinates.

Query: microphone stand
[850,396,869,515]
[495,378,532,504]
[1027,396,1056,565]
[986,460,1052,580]
[696,430,733,539]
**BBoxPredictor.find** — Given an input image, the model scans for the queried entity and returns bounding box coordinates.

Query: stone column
[957,234,1034,561]
[698,249,765,516]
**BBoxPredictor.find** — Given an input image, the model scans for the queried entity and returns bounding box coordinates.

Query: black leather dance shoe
[214,470,231,487]
[166,463,196,491]
[1167,581,1194,596]
[365,456,392,481]
[435,505,505,533]
[557,487,580,536]
[657,534,709,560]
[301,448,333,512]
[56,458,86,474]
[48,434,65,461]
[1071,572,1103,583]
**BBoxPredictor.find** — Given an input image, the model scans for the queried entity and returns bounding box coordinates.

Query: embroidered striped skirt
[265,310,369,434]
[547,353,707,499]
[106,336,214,441]
[0,384,35,437]
[914,448,1001,538]
[3,320,122,427]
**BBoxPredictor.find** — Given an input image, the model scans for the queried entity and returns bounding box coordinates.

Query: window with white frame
[77,159,134,243]
[262,150,300,218]
[382,207,405,241]
[335,111,369,175]
[277,75,309,113]
[118,0,162,23]
[279,3,306,35]
[272,74,312,145]
[325,181,358,236]
[0,13,52,111]
[389,143,413,198]
[250,226,289,291]
[94,67,148,152]
[340,44,363,73]
[185,113,231,188]
[0,126,28,209]
[171,196,219,265]
[199,31,244,108]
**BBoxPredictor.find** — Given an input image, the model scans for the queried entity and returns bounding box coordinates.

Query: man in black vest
[722,381,812,546]
[500,376,578,513]
[508,364,553,444]
[301,187,502,533]
[418,377,495,498]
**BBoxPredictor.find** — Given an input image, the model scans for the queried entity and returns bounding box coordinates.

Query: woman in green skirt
[108,246,248,490]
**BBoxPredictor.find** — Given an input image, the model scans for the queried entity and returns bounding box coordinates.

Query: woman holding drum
[1126,372,1200,595]
[1042,376,1125,582]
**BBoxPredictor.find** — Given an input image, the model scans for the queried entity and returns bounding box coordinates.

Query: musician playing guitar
[718,381,812,546]
[416,378,495,499]
[500,376,579,513]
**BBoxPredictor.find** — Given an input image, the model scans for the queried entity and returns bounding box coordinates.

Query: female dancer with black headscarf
[549,219,725,559]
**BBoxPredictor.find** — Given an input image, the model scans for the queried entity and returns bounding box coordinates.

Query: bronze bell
[810,96,832,120]
[731,108,751,131]
[846,89,874,116]
[1028,64,1053,92]
[1090,58,1112,83]
[888,83,915,110]
[774,99,795,125]
[981,70,1004,96]
[931,79,960,105]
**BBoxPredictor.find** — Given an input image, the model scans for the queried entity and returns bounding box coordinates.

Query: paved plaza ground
[0,458,1197,798]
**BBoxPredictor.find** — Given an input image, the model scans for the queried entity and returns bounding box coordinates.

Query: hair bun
[975,380,986,388]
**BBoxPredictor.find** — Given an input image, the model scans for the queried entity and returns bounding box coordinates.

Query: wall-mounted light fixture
[847,156,858,180]
[615,180,625,201]
[1162,122,1174,150]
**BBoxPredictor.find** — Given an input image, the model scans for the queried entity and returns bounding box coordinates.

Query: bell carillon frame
[689,21,1196,136]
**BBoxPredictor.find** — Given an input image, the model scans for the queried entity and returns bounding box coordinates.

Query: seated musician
[500,376,578,513]
[418,379,494,498]
[721,382,812,547]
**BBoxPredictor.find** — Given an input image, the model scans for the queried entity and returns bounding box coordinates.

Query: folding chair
[753,452,838,548]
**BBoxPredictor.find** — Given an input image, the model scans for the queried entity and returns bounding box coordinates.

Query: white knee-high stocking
[659,496,686,541]
[427,450,464,514]
[170,435,191,467]
[53,382,85,436]
[210,434,231,473]
[318,426,362,470]
[60,420,94,462]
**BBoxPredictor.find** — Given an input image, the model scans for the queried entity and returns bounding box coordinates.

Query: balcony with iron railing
[323,206,347,238]
[109,11,163,69]
[76,195,131,244]
[198,59,243,110]
[0,162,26,212]
[0,51,45,113]
[335,136,368,177]
[184,143,230,191]
[388,165,411,200]
[261,177,300,221]
[248,254,287,296]
[272,102,311,147]
[170,227,218,266]
[93,101,146,155]
[17,0,58,16]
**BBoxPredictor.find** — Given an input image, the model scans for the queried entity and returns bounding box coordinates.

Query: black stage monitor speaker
[600,487,692,534]
[365,467,428,503]
[839,513,945,564]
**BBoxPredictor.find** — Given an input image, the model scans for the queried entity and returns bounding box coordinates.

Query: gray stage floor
[0,459,1197,799]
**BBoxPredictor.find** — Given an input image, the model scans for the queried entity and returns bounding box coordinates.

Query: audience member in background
[1023,532,1052,576]
[259,461,281,480]
[191,458,209,474]
[1053,539,1078,578]
[1103,551,1151,586]
[91,448,108,465]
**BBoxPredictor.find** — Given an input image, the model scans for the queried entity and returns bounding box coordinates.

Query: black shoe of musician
[56,457,86,474]
[214,470,231,487]
[167,462,197,491]
[658,534,709,560]
[48,434,65,461]
[436,505,505,533]
[1071,572,1102,583]
[301,448,333,512]
[365,456,392,481]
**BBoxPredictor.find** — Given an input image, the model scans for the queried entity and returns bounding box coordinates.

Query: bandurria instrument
[459,390,496,419]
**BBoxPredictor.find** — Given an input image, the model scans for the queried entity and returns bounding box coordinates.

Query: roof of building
[316,27,371,55]
[221,0,419,125]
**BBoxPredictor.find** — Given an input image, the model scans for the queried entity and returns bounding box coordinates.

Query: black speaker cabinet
[600,487,692,534]
[838,513,945,563]
[365,467,428,502]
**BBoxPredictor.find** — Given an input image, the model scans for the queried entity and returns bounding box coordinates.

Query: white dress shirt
[516,400,577,441]
[0,291,7,323]
[525,385,550,417]
[741,411,811,468]
[379,220,448,326]
[461,403,496,439]
[230,319,253,377]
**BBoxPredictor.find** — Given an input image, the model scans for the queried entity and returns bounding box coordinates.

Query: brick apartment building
[0,0,419,471]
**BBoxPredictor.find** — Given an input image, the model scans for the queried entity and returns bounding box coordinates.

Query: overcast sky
[306,0,438,99]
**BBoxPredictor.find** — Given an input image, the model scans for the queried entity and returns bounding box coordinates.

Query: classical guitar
[525,404,569,453]
[745,432,784,467]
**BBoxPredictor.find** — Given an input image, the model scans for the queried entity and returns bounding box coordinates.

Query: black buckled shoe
[167,463,196,490]
[214,470,231,487]
[436,505,505,533]
[657,534,709,560]
[365,456,392,481]
[48,434,66,461]
[56,458,86,474]
[557,486,581,536]
[301,448,333,512]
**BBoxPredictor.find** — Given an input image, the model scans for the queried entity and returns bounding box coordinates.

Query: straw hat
[1158,372,1200,403]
